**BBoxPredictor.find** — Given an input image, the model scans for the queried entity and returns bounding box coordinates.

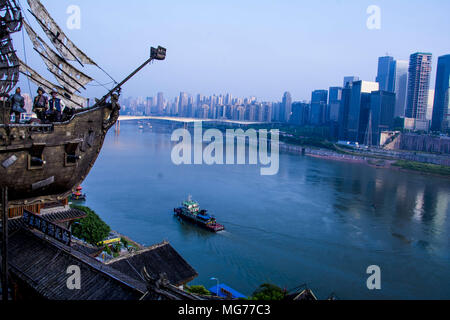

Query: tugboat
[174,196,224,232]
[70,186,86,202]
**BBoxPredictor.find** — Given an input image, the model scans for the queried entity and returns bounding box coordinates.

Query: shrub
[121,237,129,247]
[251,283,285,301]
[104,246,112,256]
[71,205,111,246]
[392,160,450,176]
[186,285,211,296]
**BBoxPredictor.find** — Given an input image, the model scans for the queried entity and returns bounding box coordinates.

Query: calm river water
[82,122,450,299]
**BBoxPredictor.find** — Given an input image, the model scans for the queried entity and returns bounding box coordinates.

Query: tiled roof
[41,208,87,223]
[107,242,198,286]
[7,228,147,300]
[6,228,202,300]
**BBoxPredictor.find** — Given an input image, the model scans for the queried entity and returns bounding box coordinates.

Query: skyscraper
[427,90,435,121]
[310,90,328,125]
[145,97,153,115]
[172,96,180,115]
[431,54,450,133]
[279,92,292,122]
[179,92,189,117]
[347,80,379,143]
[393,60,408,118]
[157,92,164,114]
[338,84,353,140]
[406,52,432,130]
[291,102,310,126]
[376,56,396,92]
[343,76,359,87]
[370,91,396,146]
[376,56,408,118]
[328,87,343,122]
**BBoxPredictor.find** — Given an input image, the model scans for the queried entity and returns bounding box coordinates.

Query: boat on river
[174,196,225,232]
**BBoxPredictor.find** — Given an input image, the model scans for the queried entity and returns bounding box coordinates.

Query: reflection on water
[84,122,450,299]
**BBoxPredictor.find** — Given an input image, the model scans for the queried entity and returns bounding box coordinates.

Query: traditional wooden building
[106,241,198,290]
[2,214,202,300]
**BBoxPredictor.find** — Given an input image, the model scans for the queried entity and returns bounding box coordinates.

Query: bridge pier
[115,120,121,134]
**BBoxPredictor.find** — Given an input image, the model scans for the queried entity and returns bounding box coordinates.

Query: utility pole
[1,187,8,301]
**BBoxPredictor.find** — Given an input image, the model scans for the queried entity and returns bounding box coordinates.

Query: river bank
[279,142,450,178]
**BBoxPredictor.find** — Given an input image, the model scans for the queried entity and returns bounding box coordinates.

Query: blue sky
[13,0,450,102]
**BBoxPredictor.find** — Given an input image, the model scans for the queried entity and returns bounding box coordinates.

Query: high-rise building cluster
[120,92,274,123]
[288,52,450,146]
[121,52,450,145]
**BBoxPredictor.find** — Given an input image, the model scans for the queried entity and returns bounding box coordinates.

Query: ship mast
[0,0,22,300]
[0,0,23,96]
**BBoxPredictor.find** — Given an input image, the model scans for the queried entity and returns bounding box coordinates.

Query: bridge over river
[117,115,263,125]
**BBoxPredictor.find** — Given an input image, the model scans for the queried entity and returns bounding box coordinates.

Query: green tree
[121,237,129,247]
[71,205,111,245]
[104,245,112,256]
[186,285,211,296]
[251,283,285,301]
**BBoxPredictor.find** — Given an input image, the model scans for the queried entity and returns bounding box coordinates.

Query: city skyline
[116,50,449,145]
[12,0,450,102]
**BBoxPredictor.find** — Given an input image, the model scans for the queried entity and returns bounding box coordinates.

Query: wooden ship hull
[0,102,120,207]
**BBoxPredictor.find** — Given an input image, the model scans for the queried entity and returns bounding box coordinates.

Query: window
[65,142,80,166]
[28,144,46,170]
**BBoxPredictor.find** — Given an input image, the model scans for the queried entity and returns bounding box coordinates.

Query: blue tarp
[209,284,246,299]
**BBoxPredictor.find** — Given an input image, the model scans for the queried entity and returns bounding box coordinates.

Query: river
[82,122,450,299]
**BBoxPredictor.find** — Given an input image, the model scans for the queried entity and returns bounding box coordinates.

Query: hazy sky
[13,0,450,102]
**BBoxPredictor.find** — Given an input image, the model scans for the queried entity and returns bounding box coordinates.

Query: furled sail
[19,59,87,108]
[27,0,95,66]
[23,21,93,93]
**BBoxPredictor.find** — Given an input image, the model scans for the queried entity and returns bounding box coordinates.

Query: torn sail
[0,36,20,94]
[23,21,93,93]
[27,0,96,66]
[19,59,87,108]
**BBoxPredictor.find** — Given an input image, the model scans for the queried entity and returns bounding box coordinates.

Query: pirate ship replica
[0,0,166,208]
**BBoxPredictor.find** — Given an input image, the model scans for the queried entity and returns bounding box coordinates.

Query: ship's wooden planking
[0,102,119,207]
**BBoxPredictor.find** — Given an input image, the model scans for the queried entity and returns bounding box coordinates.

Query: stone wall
[396,133,450,154]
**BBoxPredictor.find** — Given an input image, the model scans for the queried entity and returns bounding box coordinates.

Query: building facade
[370,91,396,146]
[279,92,292,123]
[343,76,359,87]
[431,54,450,133]
[346,80,379,143]
[291,102,310,126]
[328,87,343,122]
[310,90,328,125]
[393,60,409,118]
[376,56,396,92]
[405,52,432,130]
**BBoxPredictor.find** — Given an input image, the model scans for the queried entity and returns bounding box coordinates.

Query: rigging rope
[91,79,114,92]
[96,64,117,86]
[18,0,33,96]
[87,81,115,87]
